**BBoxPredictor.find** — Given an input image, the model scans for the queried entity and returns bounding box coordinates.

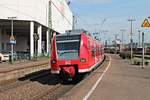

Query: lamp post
[138,30,141,47]
[142,32,144,69]
[97,18,107,41]
[94,23,99,34]
[8,17,17,64]
[114,34,118,54]
[128,19,135,61]
[120,29,126,50]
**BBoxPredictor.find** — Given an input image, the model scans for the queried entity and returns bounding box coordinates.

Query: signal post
[141,18,150,68]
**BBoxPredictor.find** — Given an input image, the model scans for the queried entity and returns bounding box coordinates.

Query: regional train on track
[50,29,104,81]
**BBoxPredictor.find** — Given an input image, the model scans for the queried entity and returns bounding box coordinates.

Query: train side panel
[77,33,90,73]
[78,33,104,73]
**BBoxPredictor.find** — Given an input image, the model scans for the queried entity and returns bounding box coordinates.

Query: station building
[0,0,73,59]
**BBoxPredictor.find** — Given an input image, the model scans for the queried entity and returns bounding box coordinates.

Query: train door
[93,43,98,63]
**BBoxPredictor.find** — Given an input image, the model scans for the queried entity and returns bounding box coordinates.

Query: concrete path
[89,54,150,100]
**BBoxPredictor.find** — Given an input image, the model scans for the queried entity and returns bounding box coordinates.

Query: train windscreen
[56,35,80,60]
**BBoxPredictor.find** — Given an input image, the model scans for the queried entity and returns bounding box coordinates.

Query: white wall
[0,0,73,33]
[51,0,73,33]
[0,0,49,26]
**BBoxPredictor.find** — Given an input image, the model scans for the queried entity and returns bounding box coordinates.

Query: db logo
[65,60,71,65]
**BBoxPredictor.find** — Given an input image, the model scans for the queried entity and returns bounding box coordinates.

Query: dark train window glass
[56,35,80,41]
[57,41,80,60]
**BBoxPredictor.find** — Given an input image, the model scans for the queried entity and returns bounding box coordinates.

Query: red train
[50,30,104,81]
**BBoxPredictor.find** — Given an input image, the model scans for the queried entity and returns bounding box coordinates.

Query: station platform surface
[88,54,150,100]
[0,58,50,82]
[0,58,49,72]
[60,54,150,100]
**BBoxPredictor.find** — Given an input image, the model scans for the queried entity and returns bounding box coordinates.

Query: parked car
[0,52,9,62]
[0,51,17,62]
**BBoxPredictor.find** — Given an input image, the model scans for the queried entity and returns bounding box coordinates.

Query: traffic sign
[10,40,16,44]
[10,35,16,44]
[10,35,15,41]
[141,18,150,27]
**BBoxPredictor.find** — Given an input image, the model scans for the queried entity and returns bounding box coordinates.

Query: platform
[60,54,150,100]
[0,58,50,82]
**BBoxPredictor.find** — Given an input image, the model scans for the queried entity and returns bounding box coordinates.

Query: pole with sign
[141,18,150,68]
[9,35,16,63]
[8,17,17,64]
[142,32,144,69]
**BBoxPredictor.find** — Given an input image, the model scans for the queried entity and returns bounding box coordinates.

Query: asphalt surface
[89,54,150,100]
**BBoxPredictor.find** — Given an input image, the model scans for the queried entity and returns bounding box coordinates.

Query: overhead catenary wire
[73,13,93,31]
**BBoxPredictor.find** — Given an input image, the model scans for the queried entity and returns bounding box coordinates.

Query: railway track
[0,69,75,100]
[0,59,49,82]
[0,70,51,92]
[31,83,62,100]
[0,57,106,100]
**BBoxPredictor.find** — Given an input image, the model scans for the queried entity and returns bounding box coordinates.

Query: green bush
[133,57,149,65]
[145,61,149,65]
[119,52,131,59]
[133,58,140,65]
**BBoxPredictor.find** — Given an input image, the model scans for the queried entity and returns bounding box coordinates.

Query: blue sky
[69,0,150,43]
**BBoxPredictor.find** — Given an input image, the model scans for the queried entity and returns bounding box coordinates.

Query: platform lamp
[120,29,126,51]
[8,17,17,64]
[138,30,141,47]
[128,19,136,61]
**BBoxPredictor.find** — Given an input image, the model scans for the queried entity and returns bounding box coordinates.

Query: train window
[88,40,90,48]
[92,43,96,56]
[57,41,80,60]
[98,46,102,55]
[56,35,80,41]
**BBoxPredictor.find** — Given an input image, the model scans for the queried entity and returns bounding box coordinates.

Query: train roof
[56,29,91,36]
[56,29,102,44]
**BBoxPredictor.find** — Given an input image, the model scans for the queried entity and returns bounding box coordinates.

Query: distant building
[145,43,150,48]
